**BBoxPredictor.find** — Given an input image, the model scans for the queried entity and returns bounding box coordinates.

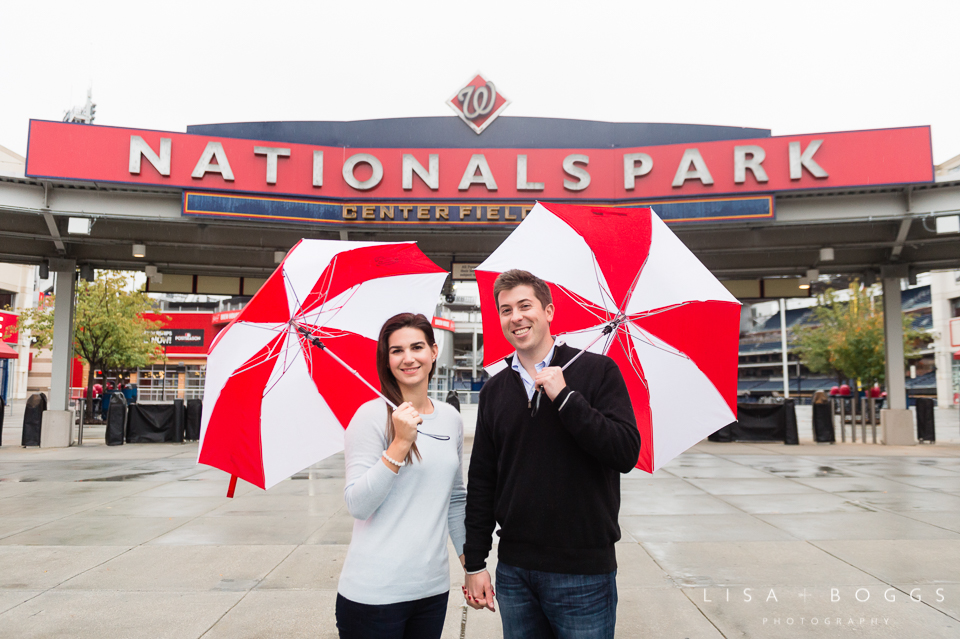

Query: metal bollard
[837,397,847,442]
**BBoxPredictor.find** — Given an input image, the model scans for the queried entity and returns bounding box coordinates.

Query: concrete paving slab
[200,590,339,639]
[642,541,884,587]
[0,590,42,615]
[134,480,257,498]
[0,495,120,518]
[685,584,960,638]
[0,546,130,589]
[84,496,227,517]
[619,477,707,495]
[812,540,960,584]
[0,590,245,639]
[444,592,505,639]
[621,514,798,543]
[4,481,151,499]
[259,478,347,496]
[757,512,960,540]
[205,494,345,517]
[790,476,932,493]
[663,465,777,479]
[257,544,348,591]
[617,587,725,638]
[614,542,686,588]
[303,511,357,545]
[59,545,296,591]
[148,514,328,545]
[902,511,960,533]
[836,491,960,513]
[901,582,960,620]
[620,494,743,516]
[0,515,192,546]
[685,477,821,495]
[0,516,65,539]
[877,475,960,492]
[718,492,874,515]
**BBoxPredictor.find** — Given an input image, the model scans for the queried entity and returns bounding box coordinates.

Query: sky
[3,0,959,164]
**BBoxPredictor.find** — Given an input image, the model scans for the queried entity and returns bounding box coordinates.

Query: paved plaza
[1,405,959,638]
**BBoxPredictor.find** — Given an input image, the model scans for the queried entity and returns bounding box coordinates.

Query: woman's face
[387,326,438,389]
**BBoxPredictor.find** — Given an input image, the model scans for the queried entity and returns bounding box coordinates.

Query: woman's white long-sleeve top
[337,398,466,605]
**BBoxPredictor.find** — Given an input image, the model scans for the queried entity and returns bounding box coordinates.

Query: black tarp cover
[105,392,127,446]
[126,403,183,443]
[185,399,202,441]
[812,403,836,443]
[21,393,47,446]
[709,401,799,444]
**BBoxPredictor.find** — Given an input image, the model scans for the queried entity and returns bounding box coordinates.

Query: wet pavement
[0,405,959,637]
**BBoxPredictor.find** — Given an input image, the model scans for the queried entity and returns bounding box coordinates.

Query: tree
[793,282,930,387]
[12,271,166,418]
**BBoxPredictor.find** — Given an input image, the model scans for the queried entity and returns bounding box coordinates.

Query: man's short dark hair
[493,269,552,309]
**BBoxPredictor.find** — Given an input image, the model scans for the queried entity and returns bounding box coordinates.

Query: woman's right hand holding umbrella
[382,402,419,473]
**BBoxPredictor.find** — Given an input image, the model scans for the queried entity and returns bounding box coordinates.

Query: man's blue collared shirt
[511,340,557,401]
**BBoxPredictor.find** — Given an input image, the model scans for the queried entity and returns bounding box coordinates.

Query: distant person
[444,389,461,413]
[812,390,829,404]
[336,313,466,639]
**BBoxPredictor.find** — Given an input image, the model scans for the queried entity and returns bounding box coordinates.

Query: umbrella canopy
[476,202,741,473]
[0,342,18,359]
[198,239,448,490]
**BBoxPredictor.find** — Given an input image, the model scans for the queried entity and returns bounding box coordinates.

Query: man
[463,269,641,638]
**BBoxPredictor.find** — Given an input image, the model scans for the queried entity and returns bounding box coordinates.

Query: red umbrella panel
[476,202,741,473]
[198,240,448,490]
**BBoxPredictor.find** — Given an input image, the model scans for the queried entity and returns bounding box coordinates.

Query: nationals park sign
[25,120,934,228]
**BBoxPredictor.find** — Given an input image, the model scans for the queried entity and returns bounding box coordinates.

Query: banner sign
[26,121,934,203]
[183,192,774,226]
[149,328,206,347]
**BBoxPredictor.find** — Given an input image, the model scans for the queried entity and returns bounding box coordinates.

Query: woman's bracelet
[382,452,406,468]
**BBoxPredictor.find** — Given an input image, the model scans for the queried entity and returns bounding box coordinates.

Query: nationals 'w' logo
[447,73,511,135]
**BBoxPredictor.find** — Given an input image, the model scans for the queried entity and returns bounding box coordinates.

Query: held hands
[463,570,496,612]
[391,402,420,444]
[535,366,567,401]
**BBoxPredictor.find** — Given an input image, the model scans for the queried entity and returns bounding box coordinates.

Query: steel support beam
[882,277,906,410]
[49,261,77,412]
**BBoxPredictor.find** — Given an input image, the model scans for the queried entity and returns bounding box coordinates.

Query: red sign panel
[142,312,216,355]
[0,311,19,344]
[432,316,456,332]
[26,120,933,202]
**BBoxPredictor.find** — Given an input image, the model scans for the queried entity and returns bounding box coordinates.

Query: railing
[428,390,480,405]
[832,396,881,443]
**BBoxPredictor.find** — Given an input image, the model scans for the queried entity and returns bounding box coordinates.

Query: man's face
[497,284,555,356]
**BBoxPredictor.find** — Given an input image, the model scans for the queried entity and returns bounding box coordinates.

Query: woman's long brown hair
[376,313,437,464]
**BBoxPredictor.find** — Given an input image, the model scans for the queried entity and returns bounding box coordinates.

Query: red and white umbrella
[476,202,741,473]
[198,240,447,492]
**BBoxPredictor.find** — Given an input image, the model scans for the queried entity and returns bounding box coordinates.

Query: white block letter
[191,142,235,181]
[672,148,713,187]
[458,154,498,191]
[129,136,171,176]
[254,146,291,185]
[313,151,323,187]
[563,154,591,191]
[516,155,544,191]
[342,153,383,190]
[789,140,828,179]
[624,152,653,189]
[734,145,768,184]
[402,154,439,190]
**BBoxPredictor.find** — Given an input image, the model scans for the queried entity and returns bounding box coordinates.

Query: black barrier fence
[709,401,799,444]
[105,392,128,446]
[185,399,202,440]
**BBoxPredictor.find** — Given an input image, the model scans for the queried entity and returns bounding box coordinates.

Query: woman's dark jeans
[336,591,448,639]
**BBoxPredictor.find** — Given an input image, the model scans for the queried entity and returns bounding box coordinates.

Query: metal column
[49,262,77,412]
[882,277,907,410]
[779,298,790,398]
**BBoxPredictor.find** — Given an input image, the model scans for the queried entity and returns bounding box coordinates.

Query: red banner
[26,120,933,201]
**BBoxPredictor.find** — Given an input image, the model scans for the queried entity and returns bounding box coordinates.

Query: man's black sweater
[464,343,641,575]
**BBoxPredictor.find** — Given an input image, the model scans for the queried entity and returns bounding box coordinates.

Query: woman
[336,313,466,639]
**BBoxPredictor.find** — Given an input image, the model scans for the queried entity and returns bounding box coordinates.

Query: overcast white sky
[3,0,959,163]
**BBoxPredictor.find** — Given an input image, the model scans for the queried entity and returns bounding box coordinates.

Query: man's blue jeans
[495,562,617,639]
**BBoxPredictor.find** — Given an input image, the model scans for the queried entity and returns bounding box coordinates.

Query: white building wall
[930,270,960,407]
